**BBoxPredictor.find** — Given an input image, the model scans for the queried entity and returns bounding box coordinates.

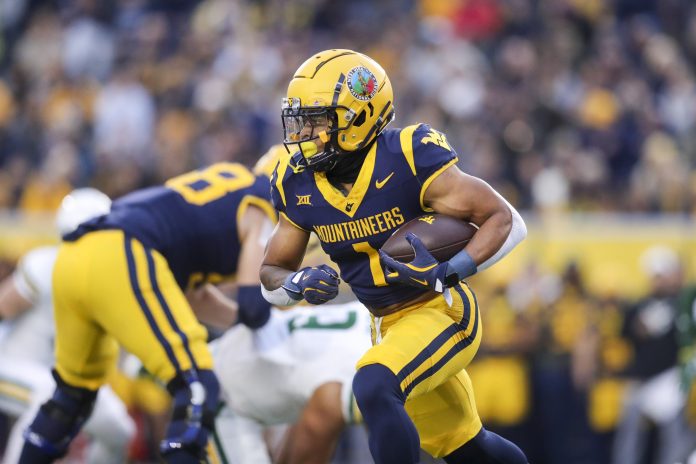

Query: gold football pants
[52,230,213,390]
[357,282,483,457]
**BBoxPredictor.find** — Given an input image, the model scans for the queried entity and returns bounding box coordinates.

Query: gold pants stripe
[124,234,186,373]
[132,236,200,371]
[397,283,479,396]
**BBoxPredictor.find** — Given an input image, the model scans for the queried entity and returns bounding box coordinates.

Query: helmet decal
[346,66,377,101]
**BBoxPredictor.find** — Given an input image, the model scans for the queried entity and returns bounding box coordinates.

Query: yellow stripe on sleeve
[237,196,278,226]
[419,158,458,212]
[399,124,419,176]
[274,156,290,207]
[280,212,310,232]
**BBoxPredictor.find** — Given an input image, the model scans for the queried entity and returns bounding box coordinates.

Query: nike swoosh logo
[410,277,428,286]
[375,172,394,189]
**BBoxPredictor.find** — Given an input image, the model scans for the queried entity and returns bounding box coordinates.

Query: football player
[0,188,135,464]
[208,300,370,464]
[260,50,529,464]
[19,163,276,464]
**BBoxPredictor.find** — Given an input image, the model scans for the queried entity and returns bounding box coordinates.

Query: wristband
[444,249,477,287]
[261,284,301,306]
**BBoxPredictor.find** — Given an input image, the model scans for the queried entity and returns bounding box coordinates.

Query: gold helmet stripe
[297,50,356,79]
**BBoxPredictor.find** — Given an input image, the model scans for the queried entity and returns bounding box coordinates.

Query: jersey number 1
[352,241,388,286]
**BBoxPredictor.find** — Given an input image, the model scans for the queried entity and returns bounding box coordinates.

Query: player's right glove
[281,264,340,304]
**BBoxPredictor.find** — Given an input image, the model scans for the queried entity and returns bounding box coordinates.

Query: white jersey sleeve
[12,246,58,304]
[0,246,58,366]
[212,301,372,426]
[212,405,271,464]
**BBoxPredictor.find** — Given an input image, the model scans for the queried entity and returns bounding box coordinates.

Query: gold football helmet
[253,144,290,178]
[282,49,395,171]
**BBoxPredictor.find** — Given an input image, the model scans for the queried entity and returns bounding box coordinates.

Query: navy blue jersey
[271,124,458,308]
[68,163,275,290]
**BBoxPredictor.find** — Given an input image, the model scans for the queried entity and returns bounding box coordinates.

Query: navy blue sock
[161,369,220,462]
[352,364,420,464]
[163,449,204,464]
[444,427,528,464]
[19,375,97,464]
[19,403,70,463]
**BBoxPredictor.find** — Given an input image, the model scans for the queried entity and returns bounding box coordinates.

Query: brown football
[381,214,477,262]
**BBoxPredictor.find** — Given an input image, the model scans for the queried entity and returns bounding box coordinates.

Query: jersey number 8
[166,163,255,205]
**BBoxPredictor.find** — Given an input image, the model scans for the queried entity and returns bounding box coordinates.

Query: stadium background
[1,0,695,463]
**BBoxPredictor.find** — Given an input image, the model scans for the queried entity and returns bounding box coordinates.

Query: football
[381,214,478,262]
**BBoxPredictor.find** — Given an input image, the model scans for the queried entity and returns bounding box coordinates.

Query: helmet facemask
[281,97,348,172]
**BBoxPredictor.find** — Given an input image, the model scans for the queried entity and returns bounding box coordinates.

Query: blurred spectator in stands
[0,157,29,209]
[629,132,690,212]
[62,7,115,81]
[18,141,77,212]
[574,288,633,464]
[13,9,62,84]
[93,61,154,164]
[679,284,696,464]
[468,276,538,458]
[612,245,696,464]
[91,60,155,197]
[522,261,600,464]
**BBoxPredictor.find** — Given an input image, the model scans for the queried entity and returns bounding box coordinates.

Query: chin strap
[291,140,340,172]
[326,144,371,184]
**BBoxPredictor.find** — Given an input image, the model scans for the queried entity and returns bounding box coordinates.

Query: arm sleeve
[269,166,287,214]
[477,195,527,271]
[13,247,57,303]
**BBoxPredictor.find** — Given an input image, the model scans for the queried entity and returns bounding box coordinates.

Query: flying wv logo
[296,195,312,206]
[419,215,435,224]
[421,129,452,151]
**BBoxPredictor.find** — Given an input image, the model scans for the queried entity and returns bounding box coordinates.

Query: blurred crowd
[467,245,696,464]
[1,0,696,213]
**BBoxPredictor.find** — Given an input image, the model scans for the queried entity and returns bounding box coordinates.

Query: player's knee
[161,369,221,460]
[353,364,404,413]
[22,371,98,459]
[444,427,528,464]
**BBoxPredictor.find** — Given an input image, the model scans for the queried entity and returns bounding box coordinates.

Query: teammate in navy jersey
[260,49,529,464]
[19,163,276,464]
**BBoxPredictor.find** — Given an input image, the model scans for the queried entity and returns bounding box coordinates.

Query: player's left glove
[379,232,476,292]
